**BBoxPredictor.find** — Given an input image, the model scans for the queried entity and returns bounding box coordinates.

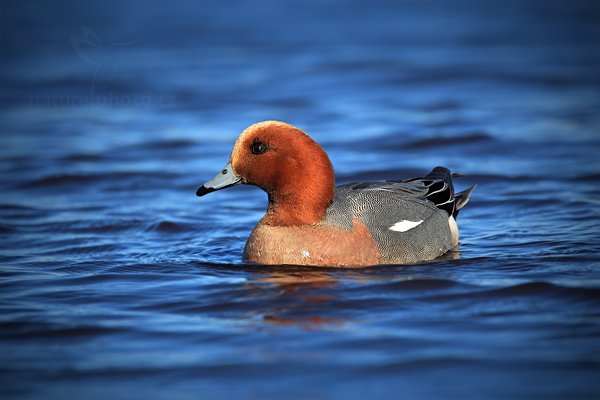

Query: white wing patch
[389,219,424,232]
[301,249,310,259]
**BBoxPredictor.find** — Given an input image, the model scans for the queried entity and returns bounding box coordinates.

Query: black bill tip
[196,185,216,197]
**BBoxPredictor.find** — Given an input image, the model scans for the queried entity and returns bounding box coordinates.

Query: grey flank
[323,167,472,264]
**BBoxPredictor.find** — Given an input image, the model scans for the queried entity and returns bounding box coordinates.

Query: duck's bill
[196,161,242,196]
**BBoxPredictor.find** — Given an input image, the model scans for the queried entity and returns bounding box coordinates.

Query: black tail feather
[453,184,477,219]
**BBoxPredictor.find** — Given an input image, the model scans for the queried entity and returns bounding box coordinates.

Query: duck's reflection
[243,249,461,329]
[249,267,350,329]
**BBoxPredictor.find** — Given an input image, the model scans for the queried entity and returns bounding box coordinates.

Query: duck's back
[324,167,471,264]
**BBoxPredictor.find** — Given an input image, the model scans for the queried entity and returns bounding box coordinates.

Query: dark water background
[1,0,600,399]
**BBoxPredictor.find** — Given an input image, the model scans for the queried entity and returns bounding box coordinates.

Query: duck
[197,121,475,267]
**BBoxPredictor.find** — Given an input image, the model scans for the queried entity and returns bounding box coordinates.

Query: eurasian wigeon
[197,121,475,267]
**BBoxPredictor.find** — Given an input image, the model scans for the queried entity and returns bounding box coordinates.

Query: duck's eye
[251,141,267,155]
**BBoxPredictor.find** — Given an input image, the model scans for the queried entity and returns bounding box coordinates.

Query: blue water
[1,0,600,399]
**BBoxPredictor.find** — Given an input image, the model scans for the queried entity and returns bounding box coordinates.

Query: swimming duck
[197,121,475,267]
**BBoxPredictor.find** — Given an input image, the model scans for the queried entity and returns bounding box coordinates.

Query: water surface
[1,0,599,399]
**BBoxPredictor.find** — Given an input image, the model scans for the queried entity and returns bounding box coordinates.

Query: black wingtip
[196,185,215,197]
[424,166,452,181]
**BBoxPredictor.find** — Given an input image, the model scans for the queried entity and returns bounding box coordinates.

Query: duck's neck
[263,168,335,227]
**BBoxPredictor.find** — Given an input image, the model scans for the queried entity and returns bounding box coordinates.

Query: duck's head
[197,121,335,226]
